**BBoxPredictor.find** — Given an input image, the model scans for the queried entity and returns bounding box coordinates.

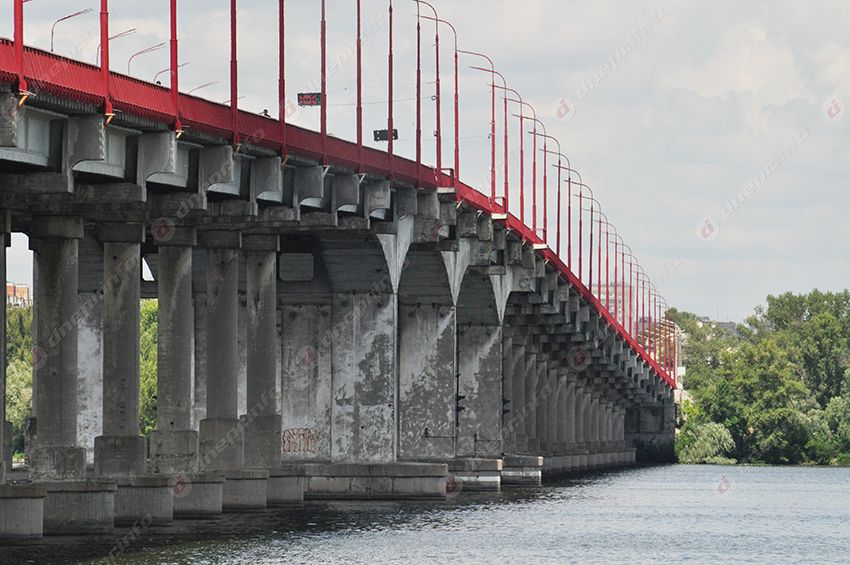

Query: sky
[2,0,849,322]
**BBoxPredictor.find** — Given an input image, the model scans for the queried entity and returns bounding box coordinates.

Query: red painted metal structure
[0,1,674,388]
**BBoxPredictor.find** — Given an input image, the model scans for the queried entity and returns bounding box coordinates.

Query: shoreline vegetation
[671,290,850,467]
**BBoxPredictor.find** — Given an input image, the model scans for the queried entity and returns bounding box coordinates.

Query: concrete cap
[40,479,118,493]
[502,455,544,467]
[224,469,270,481]
[114,475,176,488]
[448,458,504,472]
[0,483,47,498]
[303,462,449,478]
[269,464,307,477]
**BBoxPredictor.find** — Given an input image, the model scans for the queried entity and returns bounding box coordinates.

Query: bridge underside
[0,91,673,538]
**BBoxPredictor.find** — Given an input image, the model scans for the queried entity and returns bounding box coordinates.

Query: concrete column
[520,350,536,453]
[457,324,502,457]
[243,235,282,469]
[534,353,548,454]
[398,303,456,461]
[606,401,614,446]
[505,344,526,452]
[583,390,593,449]
[150,228,198,474]
[565,380,576,449]
[501,336,515,453]
[198,232,243,471]
[93,223,146,477]
[29,216,86,479]
[574,383,585,448]
[591,395,600,449]
[1,212,7,483]
[545,366,560,454]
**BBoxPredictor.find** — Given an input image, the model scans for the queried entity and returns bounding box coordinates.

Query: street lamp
[420,13,459,188]
[471,66,510,214]
[96,28,136,66]
[187,81,218,96]
[154,62,189,85]
[508,100,540,236]
[51,8,94,52]
[494,85,527,224]
[414,1,442,175]
[459,49,497,205]
[128,42,166,75]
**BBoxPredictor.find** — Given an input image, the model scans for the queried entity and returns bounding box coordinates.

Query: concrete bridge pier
[148,227,224,518]
[0,212,48,540]
[500,340,544,486]
[198,233,268,510]
[242,235,297,506]
[95,222,173,527]
[453,268,504,491]
[28,216,116,535]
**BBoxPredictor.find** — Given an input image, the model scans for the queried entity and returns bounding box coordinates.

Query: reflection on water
[4,465,850,564]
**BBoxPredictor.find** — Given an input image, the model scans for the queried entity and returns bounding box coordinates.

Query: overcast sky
[3,0,849,322]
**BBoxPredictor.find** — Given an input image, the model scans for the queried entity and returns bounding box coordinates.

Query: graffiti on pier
[282,427,321,454]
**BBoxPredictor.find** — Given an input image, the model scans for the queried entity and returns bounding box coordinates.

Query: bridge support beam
[29,217,87,481]
[199,233,268,510]
[95,223,173,527]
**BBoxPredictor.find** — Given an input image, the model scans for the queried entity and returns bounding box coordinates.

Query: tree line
[672,290,850,466]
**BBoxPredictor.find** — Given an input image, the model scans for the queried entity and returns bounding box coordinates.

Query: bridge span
[0,0,676,539]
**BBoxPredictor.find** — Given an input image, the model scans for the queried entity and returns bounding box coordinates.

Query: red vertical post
[320,0,327,163]
[542,138,548,242]
[605,229,610,311]
[502,85,509,213]
[597,213,602,299]
[100,0,112,117]
[518,112,525,223]
[531,123,537,234]
[453,42,459,188]
[414,1,421,180]
[628,261,633,337]
[170,0,180,132]
[14,0,27,94]
[230,0,239,145]
[578,188,583,283]
[613,239,618,322]
[487,75,496,204]
[588,202,594,288]
[568,177,572,270]
[556,159,562,255]
[387,0,394,173]
[279,0,287,152]
[356,0,363,170]
[434,20,442,176]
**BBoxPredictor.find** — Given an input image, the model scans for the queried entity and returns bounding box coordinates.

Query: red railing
[0,0,674,389]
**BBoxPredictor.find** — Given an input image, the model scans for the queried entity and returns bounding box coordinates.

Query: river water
[4,464,849,564]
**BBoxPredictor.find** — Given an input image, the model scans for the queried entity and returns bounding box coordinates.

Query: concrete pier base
[42,479,117,535]
[172,473,225,519]
[448,458,502,492]
[501,455,543,487]
[0,484,47,539]
[268,464,307,505]
[29,446,87,480]
[94,436,146,477]
[304,463,449,500]
[148,430,199,475]
[222,469,269,512]
[114,476,174,527]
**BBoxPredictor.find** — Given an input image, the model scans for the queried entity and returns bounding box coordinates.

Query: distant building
[6,282,31,306]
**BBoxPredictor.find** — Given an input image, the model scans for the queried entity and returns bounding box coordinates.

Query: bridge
[0,0,677,539]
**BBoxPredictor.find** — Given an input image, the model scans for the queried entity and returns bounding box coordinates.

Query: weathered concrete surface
[171,472,224,518]
[304,462,448,500]
[280,301,333,462]
[41,479,116,536]
[0,484,46,539]
[448,458,502,491]
[114,476,174,527]
[29,217,86,480]
[501,455,543,487]
[456,324,503,457]
[150,239,198,474]
[398,303,456,461]
[330,292,397,463]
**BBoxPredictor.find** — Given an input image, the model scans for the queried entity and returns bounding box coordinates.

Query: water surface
[5,465,849,564]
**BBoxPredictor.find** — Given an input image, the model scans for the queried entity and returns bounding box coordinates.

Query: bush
[676,422,736,464]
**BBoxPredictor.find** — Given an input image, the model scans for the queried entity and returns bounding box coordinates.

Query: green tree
[139,300,158,436]
[5,357,32,455]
